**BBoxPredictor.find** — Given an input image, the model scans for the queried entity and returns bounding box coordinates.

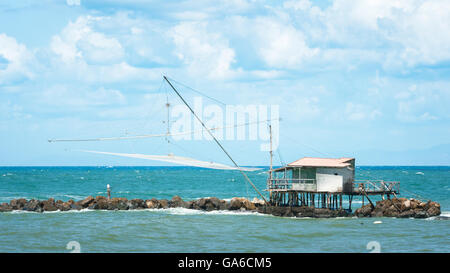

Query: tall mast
[269,124,273,180]
[163,76,268,204]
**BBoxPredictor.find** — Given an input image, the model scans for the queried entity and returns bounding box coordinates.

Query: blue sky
[0,0,449,166]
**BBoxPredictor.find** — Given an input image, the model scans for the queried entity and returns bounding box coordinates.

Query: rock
[398,210,415,218]
[159,199,169,209]
[414,211,429,219]
[195,198,207,209]
[145,198,159,209]
[355,204,373,217]
[218,200,229,210]
[208,197,221,209]
[90,199,109,210]
[42,198,58,211]
[383,205,400,217]
[229,197,244,210]
[169,196,186,208]
[252,198,265,206]
[241,199,256,211]
[370,208,384,217]
[418,202,427,209]
[23,199,41,212]
[127,199,145,210]
[78,196,95,208]
[410,199,419,210]
[55,200,71,211]
[108,197,128,210]
[427,204,440,217]
[10,198,27,210]
[0,202,12,212]
[70,203,82,210]
[400,200,411,211]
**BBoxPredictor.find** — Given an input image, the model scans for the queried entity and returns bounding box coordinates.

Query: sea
[0,166,449,253]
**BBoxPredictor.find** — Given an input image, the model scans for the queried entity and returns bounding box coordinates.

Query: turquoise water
[0,166,449,252]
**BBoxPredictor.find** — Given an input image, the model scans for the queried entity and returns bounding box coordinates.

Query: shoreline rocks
[354,198,441,219]
[0,196,441,219]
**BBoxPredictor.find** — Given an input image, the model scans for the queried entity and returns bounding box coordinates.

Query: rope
[165,76,227,106]
[164,76,268,204]
[400,188,431,202]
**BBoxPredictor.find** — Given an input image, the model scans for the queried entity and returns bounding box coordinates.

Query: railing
[267,178,316,190]
[267,178,400,194]
[352,180,400,194]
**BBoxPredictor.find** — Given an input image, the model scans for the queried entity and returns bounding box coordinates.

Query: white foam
[145,207,266,216]
[440,211,450,217]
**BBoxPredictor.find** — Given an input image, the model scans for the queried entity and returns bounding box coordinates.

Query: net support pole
[163,76,268,204]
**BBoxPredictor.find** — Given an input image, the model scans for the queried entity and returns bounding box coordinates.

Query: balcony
[267,178,317,192]
[352,180,400,195]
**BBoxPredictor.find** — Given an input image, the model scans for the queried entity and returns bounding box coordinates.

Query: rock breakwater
[0,196,441,218]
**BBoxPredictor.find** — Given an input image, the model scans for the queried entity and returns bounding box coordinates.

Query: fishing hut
[267,157,400,210]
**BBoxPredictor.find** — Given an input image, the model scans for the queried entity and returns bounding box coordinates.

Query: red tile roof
[287,157,354,168]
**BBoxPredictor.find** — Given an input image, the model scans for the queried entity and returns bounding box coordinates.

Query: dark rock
[229,197,243,210]
[78,196,95,208]
[42,198,58,211]
[355,204,373,217]
[185,200,195,209]
[127,199,145,210]
[108,197,128,210]
[208,197,221,209]
[90,199,109,210]
[159,199,169,209]
[10,198,27,210]
[218,200,229,210]
[169,195,187,208]
[0,202,12,212]
[398,210,416,218]
[55,200,71,211]
[427,203,440,217]
[144,198,159,209]
[70,203,82,210]
[23,199,41,212]
[414,211,429,219]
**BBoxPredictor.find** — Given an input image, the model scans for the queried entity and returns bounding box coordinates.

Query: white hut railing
[352,180,400,194]
[267,178,317,191]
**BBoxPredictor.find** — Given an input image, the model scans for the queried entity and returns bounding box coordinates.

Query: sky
[0,0,449,166]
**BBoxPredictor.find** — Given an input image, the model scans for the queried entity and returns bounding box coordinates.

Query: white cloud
[394,81,449,122]
[345,102,382,121]
[0,101,32,120]
[0,34,35,86]
[169,21,239,79]
[253,18,319,69]
[66,0,81,6]
[51,16,125,65]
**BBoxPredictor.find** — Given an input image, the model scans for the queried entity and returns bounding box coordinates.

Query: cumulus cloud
[0,34,35,86]
[51,16,125,65]
[169,21,239,79]
[252,17,319,69]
